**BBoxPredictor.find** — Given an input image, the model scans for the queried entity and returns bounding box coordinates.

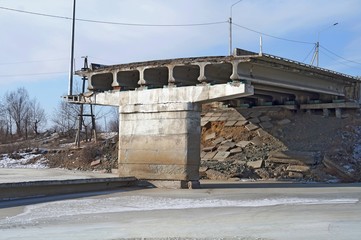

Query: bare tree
[5,87,30,136]
[28,98,47,135]
[0,101,8,141]
[52,100,80,135]
[108,107,119,132]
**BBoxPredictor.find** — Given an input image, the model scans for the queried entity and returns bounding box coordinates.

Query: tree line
[0,87,46,140]
[0,87,119,143]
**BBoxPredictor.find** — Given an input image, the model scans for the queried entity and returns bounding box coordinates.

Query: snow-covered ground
[0,153,48,169]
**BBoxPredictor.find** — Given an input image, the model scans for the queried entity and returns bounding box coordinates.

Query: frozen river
[1,182,361,240]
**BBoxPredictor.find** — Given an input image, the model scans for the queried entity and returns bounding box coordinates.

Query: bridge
[66,48,360,188]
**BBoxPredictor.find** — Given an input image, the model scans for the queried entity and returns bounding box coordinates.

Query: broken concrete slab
[250,136,263,146]
[249,117,260,124]
[245,123,259,131]
[217,146,231,152]
[236,141,252,148]
[218,116,229,122]
[213,151,231,161]
[230,147,243,154]
[201,151,207,158]
[259,116,271,122]
[288,172,303,178]
[322,155,356,182]
[205,132,216,141]
[256,129,270,138]
[203,145,217,152]
[246,160,263,169]
[235,120,248,126]
[202,151,218,160]
[201,120,211,128]
[268,151,317,165]
[221,141,236,148]
[224,121,237,127]
[286,165,310,173]
[259,121,273,129]
[209,117,220,122]
[277,119,291,125]
[213,137,225,145]
[90,159,101,167]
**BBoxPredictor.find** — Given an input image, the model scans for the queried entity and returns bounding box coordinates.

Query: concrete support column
[118,103,201,186]
[111,71,119,90]
[323,108,330,117]
[335,108,342,118]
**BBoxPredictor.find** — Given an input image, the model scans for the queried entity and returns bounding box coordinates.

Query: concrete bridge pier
[118,102,202,188]
[81,83,253,188]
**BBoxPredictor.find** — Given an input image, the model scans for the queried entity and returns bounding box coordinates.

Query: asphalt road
[1,182,361,240]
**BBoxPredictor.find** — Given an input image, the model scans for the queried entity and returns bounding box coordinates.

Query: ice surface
[1,195,358,227]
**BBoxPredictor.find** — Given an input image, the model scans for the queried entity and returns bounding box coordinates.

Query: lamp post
[68,0,76,96]
[311,22,338,67]
[229,0,243,55]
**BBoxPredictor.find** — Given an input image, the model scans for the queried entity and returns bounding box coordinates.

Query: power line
[0,58,68,65]
[0,6,227,27]
[302,44,317,63]
[320,45,361,66]
[0,71,67,78]
[232,22,314,45]
[319,50,355,68]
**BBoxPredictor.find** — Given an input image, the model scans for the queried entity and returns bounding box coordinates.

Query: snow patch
[0,153,48,169]
[1,196,358,226]
[98,132,117,140]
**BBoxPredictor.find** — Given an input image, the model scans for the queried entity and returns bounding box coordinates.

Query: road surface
[1,181,361,239]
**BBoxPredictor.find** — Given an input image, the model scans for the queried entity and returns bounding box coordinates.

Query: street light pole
[68,0,76,96]
[311,22,338,67]
[229,0,243,56]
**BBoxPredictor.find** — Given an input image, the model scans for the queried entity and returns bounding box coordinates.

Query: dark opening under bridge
[66,49,360,188]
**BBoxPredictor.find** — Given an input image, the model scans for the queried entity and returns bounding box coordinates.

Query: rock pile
[200,106,361,182]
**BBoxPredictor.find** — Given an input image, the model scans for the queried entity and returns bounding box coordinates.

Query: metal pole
[229,0,243,56]
[68,0,76,96]
[311,22,338,67]
[316,41,319,67]
[229,17,232,55]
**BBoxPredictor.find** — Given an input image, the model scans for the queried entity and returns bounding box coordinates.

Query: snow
[0,153,48,169]
[1,196,358,226]
[98,132,117,140]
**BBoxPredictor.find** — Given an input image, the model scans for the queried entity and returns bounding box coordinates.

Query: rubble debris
[200,106,361,183]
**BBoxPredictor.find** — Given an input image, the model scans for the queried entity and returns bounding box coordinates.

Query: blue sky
[0,0,360,123]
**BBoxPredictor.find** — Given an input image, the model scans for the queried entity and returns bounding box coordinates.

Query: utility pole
[311,22,338,67]
[229,0,243,56]
[68,0,76,96]
[75,56,97,147]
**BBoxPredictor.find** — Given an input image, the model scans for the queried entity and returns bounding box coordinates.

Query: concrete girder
[116,70,139,90]
[89,72,113,91]
[171,65,200,86]
[244,60,345,96]
[252,84,320,103]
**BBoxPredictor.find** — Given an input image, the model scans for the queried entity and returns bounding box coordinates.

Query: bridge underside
[69,49,360,188]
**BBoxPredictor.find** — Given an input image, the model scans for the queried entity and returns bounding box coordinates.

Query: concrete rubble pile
[200,106,361,183]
